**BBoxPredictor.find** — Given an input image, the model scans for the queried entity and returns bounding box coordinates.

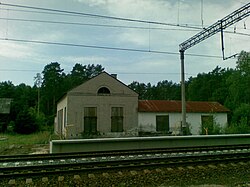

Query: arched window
[97,87,110,95]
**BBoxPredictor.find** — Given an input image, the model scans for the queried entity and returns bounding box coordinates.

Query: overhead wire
[0,37,222,59]
[0,6,248,36]
[0,17,199,32]
[0,68,196,77]
[0,2,247,59]
[0,2,203,30]
[1,16,248,36]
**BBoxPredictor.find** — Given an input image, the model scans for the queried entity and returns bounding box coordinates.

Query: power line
[0,2,203,30]
[0,17,199,32]
[0,69,196,76]
[0,37,222,59]
[0,69,39,72]
[1,6,249,38]
[2,16,249,36]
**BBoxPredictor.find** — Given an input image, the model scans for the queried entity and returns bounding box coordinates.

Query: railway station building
[55,72,229,139]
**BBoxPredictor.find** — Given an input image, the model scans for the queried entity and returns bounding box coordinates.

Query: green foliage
[14,108,38,134]
[224,118,250,134]
[0,131,60,150]
[232,103,250,126]
[200,116,222,135]
[187,66,233,104]
[81,131,101,139]
[128,80,181,100]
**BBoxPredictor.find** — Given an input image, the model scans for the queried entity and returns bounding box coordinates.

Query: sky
[0,0,249,86]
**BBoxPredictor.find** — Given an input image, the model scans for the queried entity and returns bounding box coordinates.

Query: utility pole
[180,50,185,135]
[179,2,249,135]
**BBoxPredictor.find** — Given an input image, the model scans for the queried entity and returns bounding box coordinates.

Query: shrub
[224,117,250,134]
[14,108,39,134]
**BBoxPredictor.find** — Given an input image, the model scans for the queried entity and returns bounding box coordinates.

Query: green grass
[0,131,60,149]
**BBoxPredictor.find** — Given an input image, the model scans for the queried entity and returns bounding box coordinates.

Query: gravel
[1,161,249,186]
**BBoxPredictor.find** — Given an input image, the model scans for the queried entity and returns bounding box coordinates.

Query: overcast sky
[0,0,249,86]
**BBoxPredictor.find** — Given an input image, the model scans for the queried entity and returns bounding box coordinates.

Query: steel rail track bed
[1,146,250,178]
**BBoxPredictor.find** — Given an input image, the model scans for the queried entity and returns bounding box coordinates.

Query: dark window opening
[156,115,169,132]
[57,109,63,135]
[98,87,110,95]
[84,107,97,133]
[111,107,123,132]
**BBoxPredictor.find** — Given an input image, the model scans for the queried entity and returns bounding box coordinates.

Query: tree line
[0,51,249,134]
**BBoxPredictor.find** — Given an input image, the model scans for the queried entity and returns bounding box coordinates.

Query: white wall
[138,112,228,135]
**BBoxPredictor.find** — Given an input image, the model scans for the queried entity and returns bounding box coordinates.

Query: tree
[0,81,15,98]
[63,63,105,92]
[41,62,65,116]
[14,108,38,134]
[226,51,250,110]
[128,81,148,99]
[153,80,180,100]
[34,73,42,115]
[187,66,233,104]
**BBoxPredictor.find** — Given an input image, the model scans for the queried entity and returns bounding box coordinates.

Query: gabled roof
[138,100,230,113]
[68,71,138,96]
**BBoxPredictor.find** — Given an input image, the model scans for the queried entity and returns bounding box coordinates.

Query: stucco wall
[138,112,228,135]
[58,73,139,138]
[67,95,138,137]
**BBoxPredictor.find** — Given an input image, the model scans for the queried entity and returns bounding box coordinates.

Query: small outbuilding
[0,98,12,132]
[138,100,230,135]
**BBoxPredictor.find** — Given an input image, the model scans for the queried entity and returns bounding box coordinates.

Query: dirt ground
[0,144,50,155]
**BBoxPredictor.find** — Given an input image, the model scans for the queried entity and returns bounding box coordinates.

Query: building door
[156,115,169,132]
[84,107,97,133]
[201,115,214,135]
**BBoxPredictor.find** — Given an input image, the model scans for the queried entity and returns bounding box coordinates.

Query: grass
[0,131,60,150]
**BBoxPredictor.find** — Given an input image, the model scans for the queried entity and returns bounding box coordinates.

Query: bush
[224,117,250,134]
[14,108,39,134]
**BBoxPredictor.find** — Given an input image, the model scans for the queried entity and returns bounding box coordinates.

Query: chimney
[111,74,117,79]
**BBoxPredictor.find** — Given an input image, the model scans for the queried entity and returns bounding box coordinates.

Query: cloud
[60,55,109,64]
[0,0,249,86]
[0,41,35,59]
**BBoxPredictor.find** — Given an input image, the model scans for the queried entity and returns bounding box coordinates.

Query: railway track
[1,145,250,179]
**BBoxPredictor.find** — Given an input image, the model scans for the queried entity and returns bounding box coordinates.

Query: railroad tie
[187,166,195,170]
[178,167,185,171]
[219,164,227,168]
[26,178,33,184]
[58,176,64,182]
[102,172,109,178]
[230,163,237,167]
[197,165,206,169]
[208,164,217,169]
[74,175,81,180]
[144,169,151,174]
[238,162,247,166]
[167,167,173,171]
[8,179,15,185]
[88,173,95,178]
[42,177,49,183]
[130,170,137,176]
